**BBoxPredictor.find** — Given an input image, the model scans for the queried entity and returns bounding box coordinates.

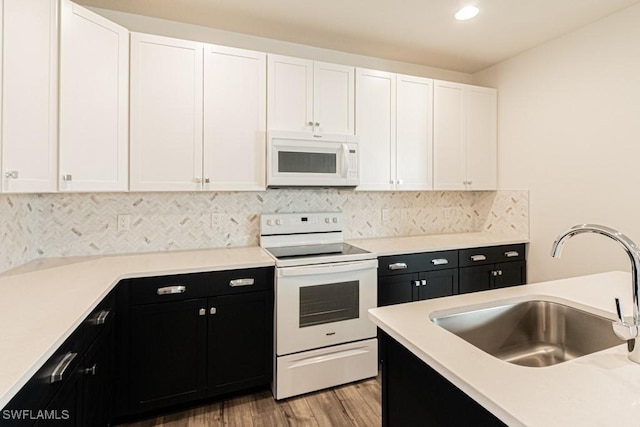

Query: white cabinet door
[466,86,497,190]
[355,68,396,191]
[130,33,203,192]
[433,80,466,190]
[203,44,266,191]
[59,0,128,192]
[396,74,433,191]
[313,61,354,135]
[267,55,313,132]
[1,0,57,193]
[433,80,497,191]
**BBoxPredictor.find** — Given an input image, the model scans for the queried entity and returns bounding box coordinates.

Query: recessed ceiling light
[455,5,480,21]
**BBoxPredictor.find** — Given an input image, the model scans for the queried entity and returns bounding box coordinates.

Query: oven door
[276,259,377,356]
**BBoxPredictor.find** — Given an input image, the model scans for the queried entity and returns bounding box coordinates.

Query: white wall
[474,3,640,283]
[91,8,473,84]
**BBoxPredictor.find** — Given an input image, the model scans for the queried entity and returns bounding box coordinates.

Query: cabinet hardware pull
[194,177,202,183]
[470,255,487,262]
[84,364,97,376]
[62,174,72,181]
[431,258,449,265]
[88,310,110,325]
[50,352,77,383]
[314,122,320,127]
[421,280,427,286]
[307,121,314,126]
[498,270,503,276]
[5,171,18,179]
[492,270,498,277]
[157,285,186,295]
[388,262,408,270]
[210,307,217,315]
[199,308,206,316]
[204,178,210,184]
[414,280,420,287]
[229,278,255,287]
[504,251,519,258]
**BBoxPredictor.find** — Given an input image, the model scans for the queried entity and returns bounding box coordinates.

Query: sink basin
[432,300,623,367]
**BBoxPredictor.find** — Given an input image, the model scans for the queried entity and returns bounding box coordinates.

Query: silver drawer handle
[388,263,408,270]
[431,259,449,266]
[229,278,255,287]
[157,285,186,295]
[470,255,487,262]
[505,251,520,258]
[88,310,110,326]
[84,363,97,376]
[50,352,77,384]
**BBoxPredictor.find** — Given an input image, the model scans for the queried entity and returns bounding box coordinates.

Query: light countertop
[369,271,638,426]
[0,246,274,409]
[349,232,527,256]
[0,230,528,410]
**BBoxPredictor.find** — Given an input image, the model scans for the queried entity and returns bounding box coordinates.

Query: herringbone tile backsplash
[0,190,528,273]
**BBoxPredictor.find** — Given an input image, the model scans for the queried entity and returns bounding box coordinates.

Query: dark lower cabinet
[129,299,208,412]
[3,291,115,427]
[381,331,505,427]
[207,292,273,395]
[458,243,527,294]
[117,267,274,419]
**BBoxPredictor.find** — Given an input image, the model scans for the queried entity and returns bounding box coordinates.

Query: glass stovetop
[265,242,370,260]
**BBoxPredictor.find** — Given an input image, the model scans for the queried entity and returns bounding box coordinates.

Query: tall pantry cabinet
[1,0,58,193]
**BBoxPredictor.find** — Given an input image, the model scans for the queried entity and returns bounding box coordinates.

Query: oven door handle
[277,259,378,277]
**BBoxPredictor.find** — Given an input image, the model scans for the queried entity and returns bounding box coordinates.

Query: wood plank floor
[119,375,381,427]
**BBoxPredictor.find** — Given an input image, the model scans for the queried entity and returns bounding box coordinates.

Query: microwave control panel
[348,149,358,178]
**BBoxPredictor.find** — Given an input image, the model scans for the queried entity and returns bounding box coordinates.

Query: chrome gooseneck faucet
[551,224,640,363]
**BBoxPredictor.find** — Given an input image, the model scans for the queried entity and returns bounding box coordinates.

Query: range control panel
[260,212,343,235]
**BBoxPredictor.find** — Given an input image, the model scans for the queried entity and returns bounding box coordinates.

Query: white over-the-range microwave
[267,131,359,187]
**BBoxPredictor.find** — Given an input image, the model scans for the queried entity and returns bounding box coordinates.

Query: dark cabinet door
[129,298,207,412]
[493,261,526,289]
[415,269,459,301]
[378,274,414,306]
[459,264,493,294]
[207,291,273,396]
[35,365,83,427]
[82,328,113,427]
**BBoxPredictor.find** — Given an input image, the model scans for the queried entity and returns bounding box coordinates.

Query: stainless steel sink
[432,300,624,367]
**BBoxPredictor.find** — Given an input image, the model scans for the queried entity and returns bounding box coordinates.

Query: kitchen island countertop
[369,271,638,426]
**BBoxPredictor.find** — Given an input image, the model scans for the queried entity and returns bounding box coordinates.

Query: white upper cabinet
[356,69,433,191]
[1,0,58,193]
[203,44,266,191]
[130,33,203,192]
[396,74,433,191]
[355,68,396,191]
[433,80,497,191]
[268,54,354,134]
[130,33,266,192]
[59,0,129,192]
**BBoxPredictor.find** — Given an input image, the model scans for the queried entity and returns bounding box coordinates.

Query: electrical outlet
[443,207,453,220]
[382,209,390,223]
[117,214,130,231]
[211,213,224,228]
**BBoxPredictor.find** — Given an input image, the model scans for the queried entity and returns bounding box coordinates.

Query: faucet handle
[613,297,639,340]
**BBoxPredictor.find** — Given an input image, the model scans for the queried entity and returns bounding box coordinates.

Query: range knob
[276,219,282,225]
[332,217,338,223]
[266,219,273,226]
[325,218,331,224]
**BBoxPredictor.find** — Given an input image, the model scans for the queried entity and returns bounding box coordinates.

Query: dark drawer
[82,289,115,353]
[4,329,83,424]
[458,244,525,267]
[129,267,273,305]
[378,250,458,276]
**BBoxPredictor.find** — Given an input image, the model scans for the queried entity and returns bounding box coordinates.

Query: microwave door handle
[342,143,349,177]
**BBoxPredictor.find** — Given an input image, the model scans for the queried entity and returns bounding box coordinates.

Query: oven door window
[278,151,337,174]
[299,281,359,328]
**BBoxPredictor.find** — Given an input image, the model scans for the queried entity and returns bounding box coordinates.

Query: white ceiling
[77,0,640,73]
